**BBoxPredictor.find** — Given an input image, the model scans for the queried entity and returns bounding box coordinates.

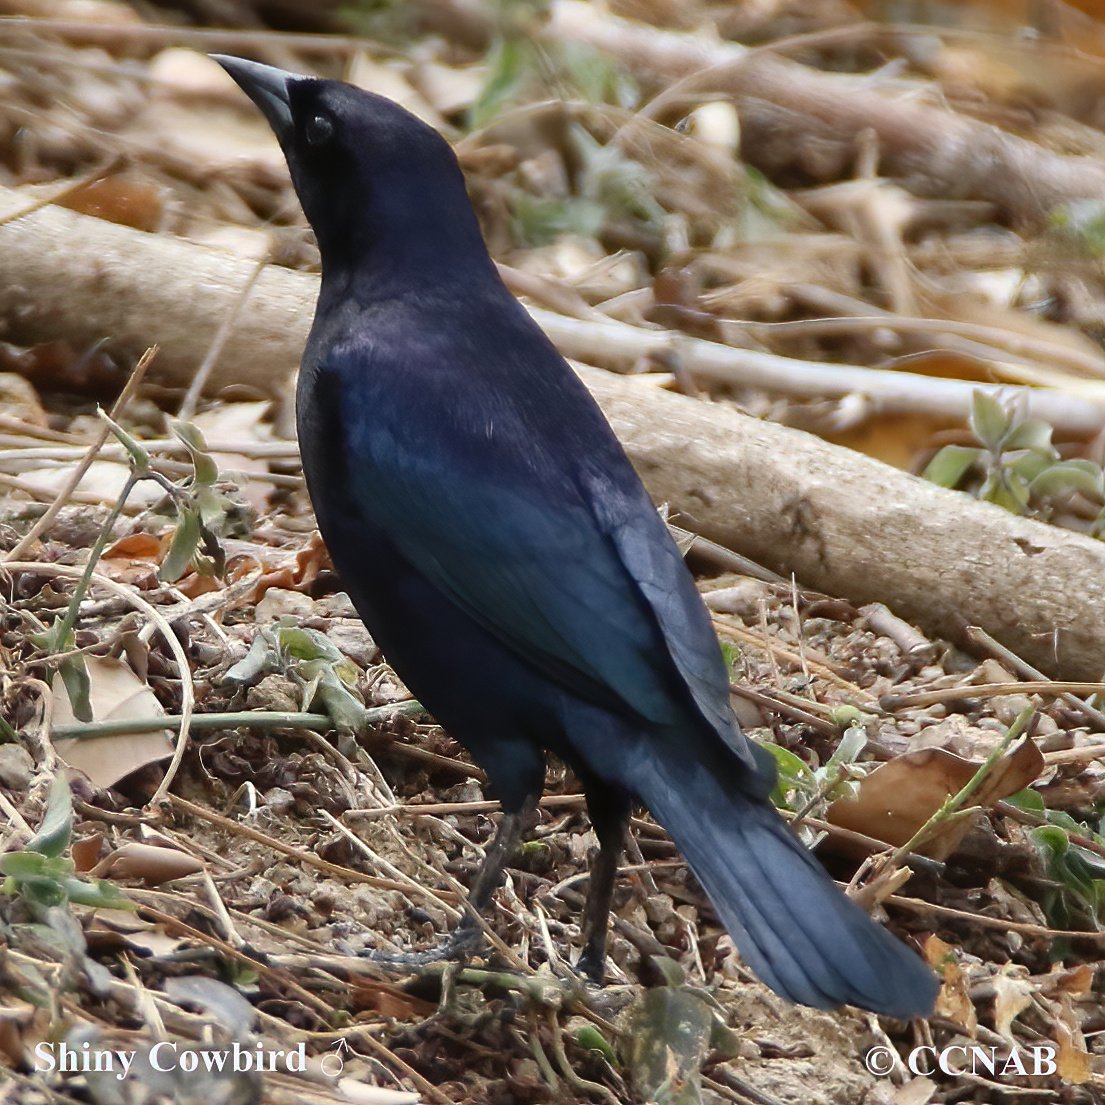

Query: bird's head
[213,56,492,289]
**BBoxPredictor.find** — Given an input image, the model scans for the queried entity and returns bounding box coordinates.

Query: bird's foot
[573,946,606,987]
[362,923,485,969]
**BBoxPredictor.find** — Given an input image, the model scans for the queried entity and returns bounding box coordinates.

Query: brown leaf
[71,833,105,873]
[1055,993,1092,1084]
[349,979,437,1021]
[925,935,977,1034]
[991,964,1033,1040]
[90,842,205,886]
[52,656,173,789]
[826,740,1043,859]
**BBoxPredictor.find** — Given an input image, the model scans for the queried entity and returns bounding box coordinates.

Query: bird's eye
[305,113,334,147]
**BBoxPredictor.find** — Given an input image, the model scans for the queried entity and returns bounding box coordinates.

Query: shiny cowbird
[215,55,937,1016]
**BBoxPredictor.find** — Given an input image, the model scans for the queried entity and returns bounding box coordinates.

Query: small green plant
[924,390,1105,528]
[1007,788,1105,932]
[0,776,130,912]
[31,413,245,722]
[225,623,370,732]
[759,721,869,843]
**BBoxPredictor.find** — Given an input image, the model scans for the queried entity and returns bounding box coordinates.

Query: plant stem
[888,704,1036,865]
[50,701,424,741]
[50,469,140,648]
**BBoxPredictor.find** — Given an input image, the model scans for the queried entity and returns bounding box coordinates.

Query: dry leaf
[1046,963,1095,998]
[925,935,977,1034]
[991,964,1033,1040]
[90,842,205,886]
[1055,993,1092,1084]
[826,740,1043,860]
[52,656,173,789]
[71,833,104,873]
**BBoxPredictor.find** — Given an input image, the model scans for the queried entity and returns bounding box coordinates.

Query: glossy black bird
[215,55,937,1017]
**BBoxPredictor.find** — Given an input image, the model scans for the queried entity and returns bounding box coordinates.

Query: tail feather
[633,753,938,1017]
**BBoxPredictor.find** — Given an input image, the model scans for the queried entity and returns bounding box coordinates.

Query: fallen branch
[545,1,1105,229]
[0,186,1100,434]
[2,193,1105,678]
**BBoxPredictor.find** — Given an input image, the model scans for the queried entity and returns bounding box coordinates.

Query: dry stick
[48,704,420,738]
[0,15,373,53]
[881,681,1105,710]
[4,560,193,806]
[537,310,1105,434]
[0,472,127,507]
[321,809,462,923]
[343,1029,453,1105]
[1,186,1103,437]
[963,625,1105,734]
[166,794,458,900]
[885,892,1105,944]
[131,901,333,1020]
[177,258,268,422]
[546,0,1105,228]
[729,684,837,735]
[714,617,875,703]
[345,793,589,820]
[4,346,157,563]
[738,316,1105,382]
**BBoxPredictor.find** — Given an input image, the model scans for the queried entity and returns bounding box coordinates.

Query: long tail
[631,751,938,1017]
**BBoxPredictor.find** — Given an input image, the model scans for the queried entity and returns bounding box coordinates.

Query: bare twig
[4,346,156,563]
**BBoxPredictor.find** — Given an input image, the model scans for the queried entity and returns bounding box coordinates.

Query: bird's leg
[365,793,539,968]
[575,787,631,984]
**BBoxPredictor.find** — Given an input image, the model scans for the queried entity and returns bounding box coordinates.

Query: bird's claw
[361,924,485,969]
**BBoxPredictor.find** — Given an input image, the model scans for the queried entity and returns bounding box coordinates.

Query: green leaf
[826,724,867,769]
[1004,418,1055,452]
[470,37,536,129]
[759,742,816,811]
[62,877,133,910]
[1005,788,1046,815]
[59,654,92,724]
[575,1024,618,1067]
[922,445,981,489]
[0,851,52,879]
[981,469,1029,513]
[1029,460,1105,501]
[279,627,346,665]
[26,775,73,858]
[1006,448,1056,483]
[224,632,277,684]
[99,410,149,475]
[510,193,606,246]
[1030,824,1069,859]
[308,667,369,733]
[969,391,1012,452]
[160,506,201,582]
[171,420,219,486]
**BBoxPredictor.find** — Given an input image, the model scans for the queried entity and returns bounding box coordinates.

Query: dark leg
[365,787,541,968]
[576,783,631,984]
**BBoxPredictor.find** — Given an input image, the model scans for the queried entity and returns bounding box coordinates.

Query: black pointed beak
[213,55,298,140]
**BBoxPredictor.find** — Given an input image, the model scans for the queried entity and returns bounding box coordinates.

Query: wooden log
[1,189,1104,679]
